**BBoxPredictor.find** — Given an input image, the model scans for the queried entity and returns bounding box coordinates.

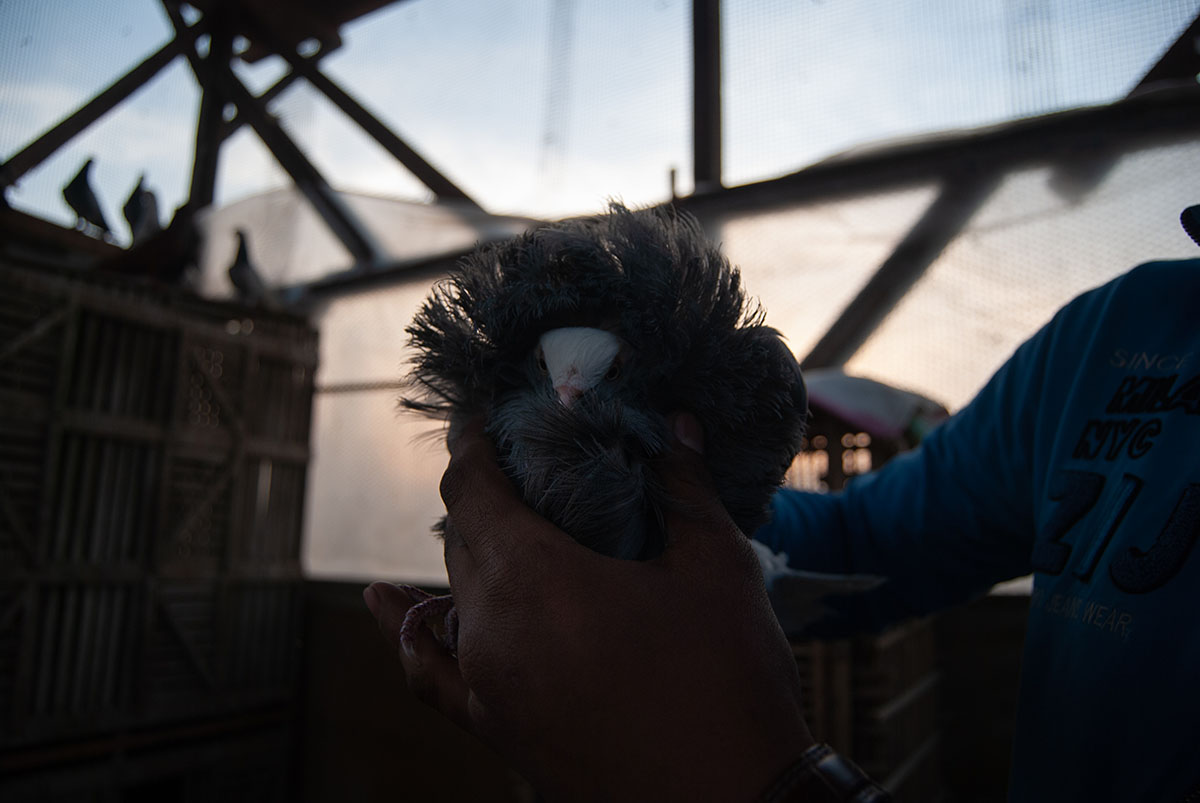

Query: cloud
[2,61,198,239]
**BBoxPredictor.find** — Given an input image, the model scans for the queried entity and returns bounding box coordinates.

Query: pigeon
[1182,205,1200,248]
[398,202,810,647]
[122,175,161,245]
[227,229,275,307]
[62,158,112,239]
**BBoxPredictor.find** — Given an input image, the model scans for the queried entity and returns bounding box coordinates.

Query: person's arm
[365,416,867,801]
[756,304,1065,636]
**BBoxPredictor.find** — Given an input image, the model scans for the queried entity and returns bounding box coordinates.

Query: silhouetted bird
[62,158,111,238]
[122,175,161,245]
[228,229,273,306]
[1182,205,1200,248]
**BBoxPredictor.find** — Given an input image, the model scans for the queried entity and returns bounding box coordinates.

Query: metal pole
[161,0,385,268]
[213,62,386,267]
[800,170,1001,370]
[1133,12,1200,91]
[276,52,482,209]
[232,6,481,210]
[189,28,232,209]
[692,0,722,193]
[215,66,308,145]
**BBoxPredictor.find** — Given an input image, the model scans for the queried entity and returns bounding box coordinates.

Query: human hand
[364,414,814,801]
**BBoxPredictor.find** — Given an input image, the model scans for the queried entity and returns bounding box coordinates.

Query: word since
[1108,350,1191,372]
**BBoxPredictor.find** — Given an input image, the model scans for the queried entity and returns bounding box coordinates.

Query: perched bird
[62,158,111,239]
[399,203,810,645]
[122,174,161,245]
[1182,205,1200,248]
[227,229,274,306]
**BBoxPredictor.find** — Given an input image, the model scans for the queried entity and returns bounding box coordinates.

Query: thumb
[656,413,748,565]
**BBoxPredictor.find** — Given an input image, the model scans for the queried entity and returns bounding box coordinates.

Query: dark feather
[403,202,807,559]
[122,174,161,244]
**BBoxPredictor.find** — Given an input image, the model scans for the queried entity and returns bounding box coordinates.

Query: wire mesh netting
[306,122,1199,584]
[3,5,1196,801]
[2,2,1197,585]
[844,136,1200,408]
[0,0,195,240]
[708,184,941,363]
[4,1,1196,228]
[724,0,1199,185]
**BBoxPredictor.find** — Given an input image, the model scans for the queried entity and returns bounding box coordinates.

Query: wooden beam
[801,171,1000,370]
[692,0,722,192]
[675,86,1200,216]
[1133,12,1200,91]
[215,63,307,144]
[212,61,386,266]
[0,205,122,261]
[189,30,233,209]
[162,0,385,267]
[280,55,481,209]
[236,10,481,209]
[0,33,195,190]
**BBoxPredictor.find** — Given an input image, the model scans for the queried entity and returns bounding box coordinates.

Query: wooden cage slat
[73,439,103,563]
[0,589,26,632]
[88,318,117,413]
[3,263,313,748]
[49,438,80,563]
[105,322,128,417]
[0,306,69,367]
[49,586,77,713]
[90,441,116,563]
[86,586,112,713]
[154,593,218,691]
[102,588,129,709]
[69,586,98,713]
[110,443,133,562]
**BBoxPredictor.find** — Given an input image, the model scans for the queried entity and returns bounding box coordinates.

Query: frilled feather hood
[403,203,807,558]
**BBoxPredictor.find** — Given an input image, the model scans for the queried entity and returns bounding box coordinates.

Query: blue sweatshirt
[755,259,1200,801]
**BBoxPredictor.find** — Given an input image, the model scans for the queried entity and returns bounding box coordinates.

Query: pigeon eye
[537,351,548,374]
[605,360,620,381]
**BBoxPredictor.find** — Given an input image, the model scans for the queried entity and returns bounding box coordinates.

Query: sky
[1,0,1196,244]
[3,0,1197,582]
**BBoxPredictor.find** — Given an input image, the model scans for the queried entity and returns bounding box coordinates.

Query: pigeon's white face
[536,327,623,406]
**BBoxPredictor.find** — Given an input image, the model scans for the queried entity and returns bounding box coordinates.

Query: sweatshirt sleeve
[755,298,1063,636]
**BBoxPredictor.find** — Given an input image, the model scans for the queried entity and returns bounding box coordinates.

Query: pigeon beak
[555,384,584,406]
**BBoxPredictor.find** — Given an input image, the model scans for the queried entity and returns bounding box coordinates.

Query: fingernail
[363,585,380,617]
[400,636,417,661]
[672,412,704,454]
